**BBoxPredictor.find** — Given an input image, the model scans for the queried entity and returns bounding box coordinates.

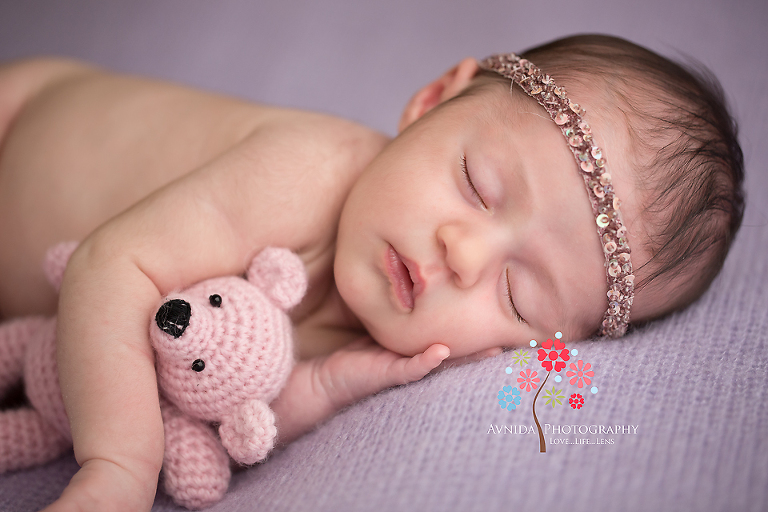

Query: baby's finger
[434,346,504,372]
[456,346,503,364]
[394,343,450,384]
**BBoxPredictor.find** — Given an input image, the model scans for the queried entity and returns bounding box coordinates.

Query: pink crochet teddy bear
[0,243,306,509]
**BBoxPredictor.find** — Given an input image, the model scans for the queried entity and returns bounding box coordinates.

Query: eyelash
[460,154,488,210]
[505,268,527,324]
[461,155,523,324]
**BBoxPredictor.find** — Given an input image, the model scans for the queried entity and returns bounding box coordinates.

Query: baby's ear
[397,57,479,133]
[246,247,307,310]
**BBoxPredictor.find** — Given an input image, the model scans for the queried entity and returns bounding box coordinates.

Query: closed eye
[461,154,488,210]
[506,268,526,324]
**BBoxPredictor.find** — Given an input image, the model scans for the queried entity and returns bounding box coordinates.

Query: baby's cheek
[374,326,436,357]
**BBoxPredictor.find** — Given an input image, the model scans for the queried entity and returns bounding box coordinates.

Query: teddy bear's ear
[246,247,307,310]
[43,241,80,293]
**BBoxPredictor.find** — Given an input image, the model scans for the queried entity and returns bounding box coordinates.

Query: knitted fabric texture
[0,245,306,510]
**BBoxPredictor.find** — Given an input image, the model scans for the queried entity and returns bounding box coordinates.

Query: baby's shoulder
[244,108,389,175]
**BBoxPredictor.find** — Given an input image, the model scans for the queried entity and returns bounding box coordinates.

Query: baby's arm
[44,118,371,512]
[49,186,240,511]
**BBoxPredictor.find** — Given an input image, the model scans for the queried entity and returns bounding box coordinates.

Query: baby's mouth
[385,245,422,311]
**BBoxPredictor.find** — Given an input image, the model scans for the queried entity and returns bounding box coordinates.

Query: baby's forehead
[463,73,633,131]
[468,76,640,209]
[453,84,591,160]
[459,81,539,125]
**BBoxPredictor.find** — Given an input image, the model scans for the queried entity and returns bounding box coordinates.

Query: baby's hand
[271,338,450,444]
[314,337,451,408]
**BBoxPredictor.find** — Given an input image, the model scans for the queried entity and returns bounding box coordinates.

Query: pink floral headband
[478,53,634,337]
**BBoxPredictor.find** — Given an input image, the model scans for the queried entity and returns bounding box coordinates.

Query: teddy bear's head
[150,247,306,422]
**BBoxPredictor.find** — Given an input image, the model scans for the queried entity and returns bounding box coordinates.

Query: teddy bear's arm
[218,399,277,465]
[160,404,231,510]
[0,316,45,397]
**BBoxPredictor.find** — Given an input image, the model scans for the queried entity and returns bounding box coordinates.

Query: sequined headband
[479,53,634,337]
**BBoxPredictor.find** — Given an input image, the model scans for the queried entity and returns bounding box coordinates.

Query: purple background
[1,1,767,511]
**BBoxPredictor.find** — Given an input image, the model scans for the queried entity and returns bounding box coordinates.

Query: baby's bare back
[0,58,387,323]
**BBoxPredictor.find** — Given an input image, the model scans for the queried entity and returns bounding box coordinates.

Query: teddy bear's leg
[0,317,46,399]
[161,405,231,510]
[0,407,71,473]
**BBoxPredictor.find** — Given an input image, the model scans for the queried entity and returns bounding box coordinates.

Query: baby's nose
[155,299,191,338]
[437,224,493,288]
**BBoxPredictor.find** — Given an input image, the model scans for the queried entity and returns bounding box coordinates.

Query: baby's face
[335,84,627,359]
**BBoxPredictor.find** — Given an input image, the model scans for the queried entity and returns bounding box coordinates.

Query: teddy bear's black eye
[209,294,222,307]
[191,359,205,372]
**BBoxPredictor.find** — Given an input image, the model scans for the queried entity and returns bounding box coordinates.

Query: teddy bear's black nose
[155,299,191,338]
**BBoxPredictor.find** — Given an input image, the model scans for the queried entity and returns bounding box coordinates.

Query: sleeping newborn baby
[0,34,743,511]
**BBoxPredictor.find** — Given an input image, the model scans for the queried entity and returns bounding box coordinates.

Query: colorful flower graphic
[566,360,594,388]
[537,337,570,372]
[517,368,540,392]
[510,349,530,368]
[497,385,522,411]
[542,386,564,408]
[496,331,602,453]
[569,393,585,409]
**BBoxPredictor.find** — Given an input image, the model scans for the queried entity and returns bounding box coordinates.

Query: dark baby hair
[472,34,745,323]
